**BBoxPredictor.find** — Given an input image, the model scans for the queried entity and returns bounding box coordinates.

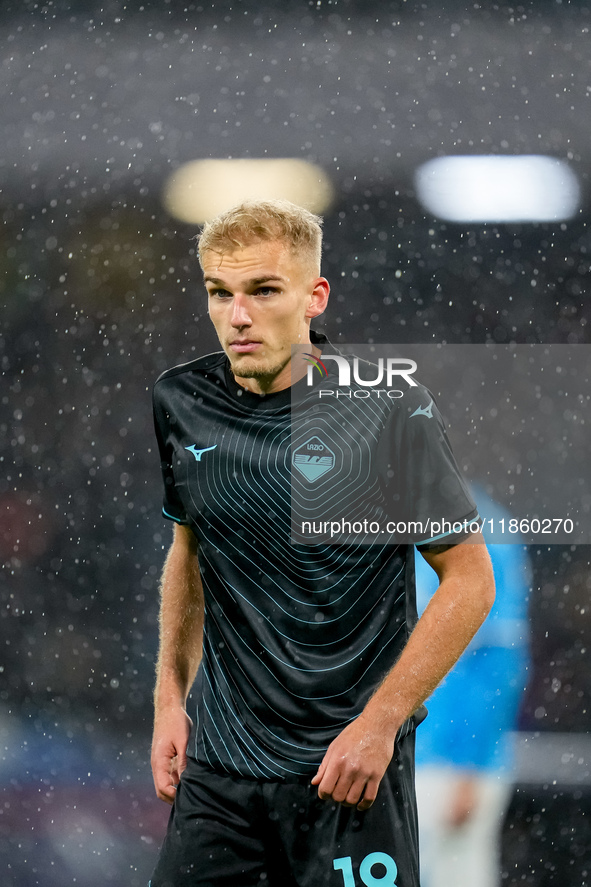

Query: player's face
[203,240,329,394]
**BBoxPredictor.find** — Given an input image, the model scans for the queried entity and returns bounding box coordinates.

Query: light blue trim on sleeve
[162,507,185,524]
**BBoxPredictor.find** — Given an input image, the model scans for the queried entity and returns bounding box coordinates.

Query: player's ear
[306,278,330,319]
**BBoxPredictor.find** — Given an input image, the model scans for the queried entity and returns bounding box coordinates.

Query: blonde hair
[197,199,323,275]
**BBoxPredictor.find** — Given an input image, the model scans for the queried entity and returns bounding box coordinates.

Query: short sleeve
[380,387,480,548]
[152,381,190,525]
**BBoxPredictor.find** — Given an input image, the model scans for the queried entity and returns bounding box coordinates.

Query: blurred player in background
[415,487,531,887]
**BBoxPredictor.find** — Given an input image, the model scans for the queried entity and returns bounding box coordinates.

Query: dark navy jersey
[152,338,479,779]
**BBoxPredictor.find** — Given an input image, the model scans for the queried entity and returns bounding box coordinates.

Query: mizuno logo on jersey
[410,400,434,419]
[185,444,217,461]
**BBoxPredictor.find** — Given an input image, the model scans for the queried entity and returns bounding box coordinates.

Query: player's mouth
[229,339,262,354]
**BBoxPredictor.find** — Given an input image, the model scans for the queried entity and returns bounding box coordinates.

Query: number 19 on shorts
[333,852,398,887]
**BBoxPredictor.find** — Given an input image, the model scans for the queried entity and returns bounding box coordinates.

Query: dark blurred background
[1,1,590,885]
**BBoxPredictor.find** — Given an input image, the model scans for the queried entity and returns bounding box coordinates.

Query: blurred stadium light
[414,155,581,223]
[162,158,334,223]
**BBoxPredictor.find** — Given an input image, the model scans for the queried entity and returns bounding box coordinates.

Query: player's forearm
[154,646,201,712]
[361,541,495,736]
[154,525,204,714]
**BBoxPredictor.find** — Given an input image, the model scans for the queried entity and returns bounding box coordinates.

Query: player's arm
[312,533,494,810]
[151,523,204,804]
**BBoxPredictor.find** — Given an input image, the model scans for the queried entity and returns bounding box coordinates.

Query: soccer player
[149,199,495,887]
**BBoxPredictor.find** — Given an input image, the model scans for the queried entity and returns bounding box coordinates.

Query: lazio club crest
[292,436,335,483]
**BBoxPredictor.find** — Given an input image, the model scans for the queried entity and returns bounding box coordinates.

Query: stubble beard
[227,351,289,382]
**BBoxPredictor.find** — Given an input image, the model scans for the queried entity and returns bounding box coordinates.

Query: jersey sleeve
[152,379,190,525]
[381,387,480,549]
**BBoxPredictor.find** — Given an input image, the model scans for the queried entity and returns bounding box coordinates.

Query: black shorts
[149,732,419,887]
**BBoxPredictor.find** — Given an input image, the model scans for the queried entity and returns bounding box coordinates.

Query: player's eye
[255,287,278,297]
[208,288,232,299]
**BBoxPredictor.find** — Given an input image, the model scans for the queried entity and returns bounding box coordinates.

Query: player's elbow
[476,555,496,621]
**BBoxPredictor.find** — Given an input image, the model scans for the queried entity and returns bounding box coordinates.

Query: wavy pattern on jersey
[153,355,433,777]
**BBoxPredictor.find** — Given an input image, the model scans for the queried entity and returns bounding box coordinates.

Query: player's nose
[230,294,252,327]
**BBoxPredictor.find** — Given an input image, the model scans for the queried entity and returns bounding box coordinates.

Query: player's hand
[311,715,395,811]
[151,705,193,804]
[446,775,478,827]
